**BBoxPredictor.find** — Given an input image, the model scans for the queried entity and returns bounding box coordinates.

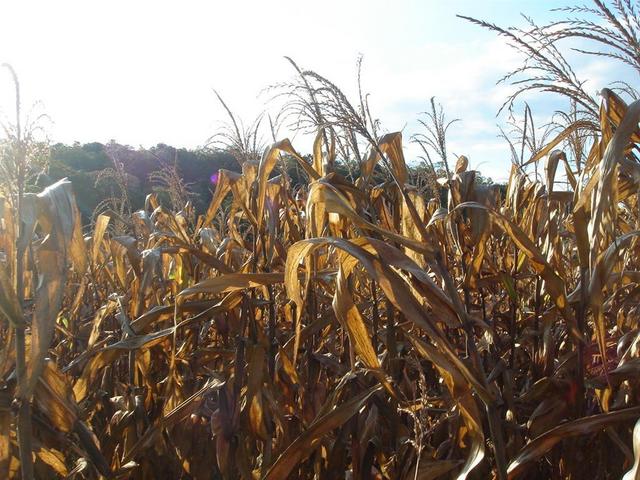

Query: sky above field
[0,0,635,181]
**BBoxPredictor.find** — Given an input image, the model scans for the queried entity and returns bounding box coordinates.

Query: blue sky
[0,0,635,181]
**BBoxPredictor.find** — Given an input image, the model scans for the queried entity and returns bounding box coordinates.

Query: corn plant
[3,2,640,479]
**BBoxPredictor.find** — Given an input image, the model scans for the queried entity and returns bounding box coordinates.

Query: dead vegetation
[3,2,640,479]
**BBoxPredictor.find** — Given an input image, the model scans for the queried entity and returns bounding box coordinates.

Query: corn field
[4,2,640,479]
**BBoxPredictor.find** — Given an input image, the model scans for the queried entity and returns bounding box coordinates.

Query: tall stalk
[6,63,34,480]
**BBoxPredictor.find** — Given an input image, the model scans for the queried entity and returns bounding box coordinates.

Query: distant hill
[48,142,240,221]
